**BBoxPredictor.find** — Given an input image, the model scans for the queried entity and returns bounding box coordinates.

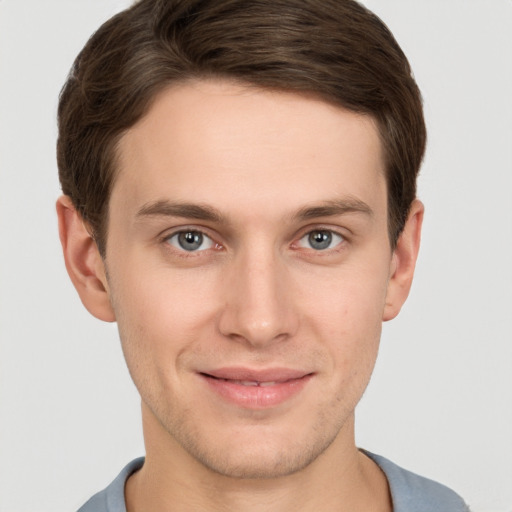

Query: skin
[57,80,423,511]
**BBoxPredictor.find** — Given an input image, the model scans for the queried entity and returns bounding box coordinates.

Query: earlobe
[56,195,116,322]
[383,199,424,322]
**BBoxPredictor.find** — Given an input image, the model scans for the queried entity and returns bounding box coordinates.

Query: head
[57,0,425,257]
[57,0,425,481]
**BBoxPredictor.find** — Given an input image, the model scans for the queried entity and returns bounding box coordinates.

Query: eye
[166,230,215,252]
[298,230,344,251]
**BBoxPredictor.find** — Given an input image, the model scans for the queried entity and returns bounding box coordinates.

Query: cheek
[301,267,387,381]
[110,270,216,409]
[109,261,225,380]
[304,265,388,334]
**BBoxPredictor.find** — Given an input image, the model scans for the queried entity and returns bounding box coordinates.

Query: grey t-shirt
[77,452,469,511]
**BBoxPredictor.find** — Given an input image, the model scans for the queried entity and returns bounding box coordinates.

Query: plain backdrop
[0,1,511,511]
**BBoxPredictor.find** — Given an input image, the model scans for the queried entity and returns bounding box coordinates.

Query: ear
[56,195,115,322]
[383,199,424,322]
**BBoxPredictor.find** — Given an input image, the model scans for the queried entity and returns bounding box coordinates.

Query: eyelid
[167,231,214,251]
[299,230,343,248]
[295,223,350,240]
[159,224,214,240]
[157,223,349,253]
[159,225,223,253]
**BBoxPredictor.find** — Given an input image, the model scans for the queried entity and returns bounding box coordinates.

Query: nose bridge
[218,242,297,346]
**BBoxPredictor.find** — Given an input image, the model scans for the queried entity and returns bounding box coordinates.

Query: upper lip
[200,367,312,383]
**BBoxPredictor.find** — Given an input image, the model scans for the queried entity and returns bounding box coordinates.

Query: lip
[199,367,313,409]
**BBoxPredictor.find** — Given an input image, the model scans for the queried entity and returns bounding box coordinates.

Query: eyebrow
[135,197,373,223]
[135,200,226,223]
[294,198,374,221]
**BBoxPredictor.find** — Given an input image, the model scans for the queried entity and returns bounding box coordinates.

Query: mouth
[206,378,284,387]
[198,368,313,409]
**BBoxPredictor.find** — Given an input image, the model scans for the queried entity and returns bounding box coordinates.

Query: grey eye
[167,231,214,252]
[298,230,344,251]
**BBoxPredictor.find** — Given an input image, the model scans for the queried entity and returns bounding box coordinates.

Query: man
[56,0,469,510]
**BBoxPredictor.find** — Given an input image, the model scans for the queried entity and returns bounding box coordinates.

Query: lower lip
[201,374,312,409]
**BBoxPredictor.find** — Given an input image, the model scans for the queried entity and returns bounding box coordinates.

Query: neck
[125,404,391,512]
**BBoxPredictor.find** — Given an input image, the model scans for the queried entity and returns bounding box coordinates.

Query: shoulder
[77,457,145,512]
[363,451,470,512]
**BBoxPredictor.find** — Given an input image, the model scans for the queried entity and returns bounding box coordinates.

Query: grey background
[0,1,511,510]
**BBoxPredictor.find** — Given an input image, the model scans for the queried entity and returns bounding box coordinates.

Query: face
[99,80,402,478]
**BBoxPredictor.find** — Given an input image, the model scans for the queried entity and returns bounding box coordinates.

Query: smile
[199,368,313,409]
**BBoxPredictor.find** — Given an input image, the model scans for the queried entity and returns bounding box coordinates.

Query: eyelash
[295,229,345,252]
[161,229,221,255]
[160,226,348,257]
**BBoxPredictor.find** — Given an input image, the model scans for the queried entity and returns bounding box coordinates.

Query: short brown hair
[57,0,426,255]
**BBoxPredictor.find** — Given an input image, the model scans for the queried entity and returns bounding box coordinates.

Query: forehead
[112,80,386,221]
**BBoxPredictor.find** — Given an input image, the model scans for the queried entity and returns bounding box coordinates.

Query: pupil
[179,231,202,251]
[309,230,331,250]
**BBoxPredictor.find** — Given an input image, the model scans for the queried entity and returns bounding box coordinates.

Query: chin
[171,413,344,480]
[191,438,333,480]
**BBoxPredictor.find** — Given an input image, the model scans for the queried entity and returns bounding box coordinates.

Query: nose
[217,247,299,348]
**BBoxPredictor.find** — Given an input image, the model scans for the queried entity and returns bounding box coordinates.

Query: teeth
[215,377,281,386]
[238,380,277,387]
[239,380,259,386]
